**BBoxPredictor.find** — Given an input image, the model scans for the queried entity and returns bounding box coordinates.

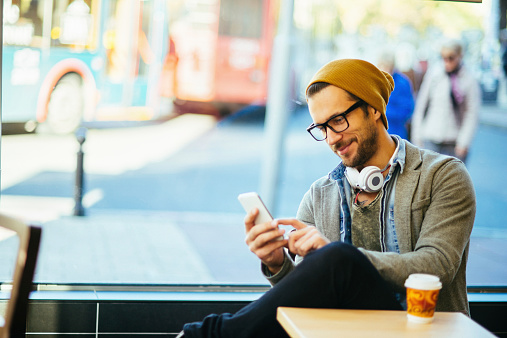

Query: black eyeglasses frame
[306,100,365,141]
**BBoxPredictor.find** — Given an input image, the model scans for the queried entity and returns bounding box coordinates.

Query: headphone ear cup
[358,166,384,193]
[345,167,360,189]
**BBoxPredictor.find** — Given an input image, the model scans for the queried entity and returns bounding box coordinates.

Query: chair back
[0,214,41,338]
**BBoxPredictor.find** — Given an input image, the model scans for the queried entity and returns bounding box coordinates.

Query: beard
[332,119,379,168]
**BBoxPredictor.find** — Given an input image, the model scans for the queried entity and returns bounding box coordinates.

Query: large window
[1,0,506,290]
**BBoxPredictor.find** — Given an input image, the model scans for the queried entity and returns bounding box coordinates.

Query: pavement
[1,100,506,287]
[479,102,507,129]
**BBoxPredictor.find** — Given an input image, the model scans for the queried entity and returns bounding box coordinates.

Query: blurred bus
[2,0,175,134]
[167,0,278,116]
[1,0,278,134]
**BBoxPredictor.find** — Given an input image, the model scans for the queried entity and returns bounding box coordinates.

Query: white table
[277,307,496,337]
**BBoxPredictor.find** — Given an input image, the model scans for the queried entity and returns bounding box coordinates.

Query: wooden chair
[0,214,41,338]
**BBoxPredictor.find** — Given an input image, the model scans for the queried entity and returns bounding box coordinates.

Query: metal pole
[74,127,87,216]
[259,0,294,214]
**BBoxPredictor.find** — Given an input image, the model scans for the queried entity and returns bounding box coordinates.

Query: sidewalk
[479,102,507,129]
[25,209,265,285]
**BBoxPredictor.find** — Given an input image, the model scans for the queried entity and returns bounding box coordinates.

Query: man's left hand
[274,219,330,257]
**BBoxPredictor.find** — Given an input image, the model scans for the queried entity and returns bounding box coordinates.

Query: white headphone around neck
[345,166,384,193]
[345,140,400,193]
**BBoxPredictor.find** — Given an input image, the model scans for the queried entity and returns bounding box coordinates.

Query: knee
[306,242,362,268]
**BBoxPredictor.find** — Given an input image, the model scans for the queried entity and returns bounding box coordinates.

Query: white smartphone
[237,192,273,225]
[238,192,283,241]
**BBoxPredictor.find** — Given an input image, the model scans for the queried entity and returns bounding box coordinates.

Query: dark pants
[183,242,403,338]
[423,140,468,163]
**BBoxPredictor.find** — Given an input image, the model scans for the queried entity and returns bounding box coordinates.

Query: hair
[348,93,370,117]
[306,82,369,117]
[377,50,396,72]
[306,82,330,98]
[440,38,463,56]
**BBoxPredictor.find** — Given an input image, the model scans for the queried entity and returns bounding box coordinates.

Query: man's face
[441,48,462,73]
[307,85,379,168]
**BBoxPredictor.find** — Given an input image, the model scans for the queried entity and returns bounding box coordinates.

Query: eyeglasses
[306,101,364,141]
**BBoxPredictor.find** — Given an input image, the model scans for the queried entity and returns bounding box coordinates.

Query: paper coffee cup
[404,273,442,324]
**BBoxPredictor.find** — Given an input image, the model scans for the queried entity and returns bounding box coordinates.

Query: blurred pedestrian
[503,45,507,79]
[501,30,507,79]
[411,39,480,163]
[377,50,415,140]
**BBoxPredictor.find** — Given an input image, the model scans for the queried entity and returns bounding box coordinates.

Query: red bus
[165,0,278,116]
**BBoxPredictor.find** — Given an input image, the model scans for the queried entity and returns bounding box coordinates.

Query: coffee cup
[404,273,442,324]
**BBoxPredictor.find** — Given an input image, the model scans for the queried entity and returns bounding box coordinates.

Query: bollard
[74,127,87,216]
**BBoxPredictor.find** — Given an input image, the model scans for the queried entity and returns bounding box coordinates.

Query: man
[178,59,476,338]
[411,39,480,163]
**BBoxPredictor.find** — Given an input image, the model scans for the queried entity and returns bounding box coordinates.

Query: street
[1,104,506,286]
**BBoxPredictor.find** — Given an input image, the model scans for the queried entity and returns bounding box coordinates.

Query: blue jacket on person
[386,72,414,139]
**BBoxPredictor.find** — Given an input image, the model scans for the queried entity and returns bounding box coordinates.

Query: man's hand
[455,146,468,160]
[244,208,287,274]
[275,219,330,257]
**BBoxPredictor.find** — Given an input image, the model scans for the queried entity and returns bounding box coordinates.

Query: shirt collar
[328,135,406,181]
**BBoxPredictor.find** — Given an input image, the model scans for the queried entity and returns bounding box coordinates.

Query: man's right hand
[244,208,288,275]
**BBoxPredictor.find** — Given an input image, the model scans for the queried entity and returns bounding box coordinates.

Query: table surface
[276,307,496,338]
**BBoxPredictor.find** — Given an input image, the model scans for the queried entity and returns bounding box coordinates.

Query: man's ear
[369,107,381,121]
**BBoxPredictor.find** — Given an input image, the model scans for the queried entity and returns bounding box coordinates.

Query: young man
[178,59,476,338]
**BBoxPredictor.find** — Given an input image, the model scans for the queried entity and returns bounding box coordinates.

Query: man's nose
[326,127,343,145]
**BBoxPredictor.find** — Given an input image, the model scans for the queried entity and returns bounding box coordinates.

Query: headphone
[345,166,384,193]
[344,141,400,193]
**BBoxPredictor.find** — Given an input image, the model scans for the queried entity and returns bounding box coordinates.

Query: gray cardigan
[265,140,476,315]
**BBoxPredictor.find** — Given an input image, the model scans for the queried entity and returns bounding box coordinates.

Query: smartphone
[238,192,283,241]
[238,192,286,241]
[237,192,273,224]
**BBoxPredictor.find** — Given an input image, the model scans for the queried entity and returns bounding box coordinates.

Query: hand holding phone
[238,192,283,241]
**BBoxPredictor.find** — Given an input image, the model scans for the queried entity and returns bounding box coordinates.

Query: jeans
[183,242,403,338]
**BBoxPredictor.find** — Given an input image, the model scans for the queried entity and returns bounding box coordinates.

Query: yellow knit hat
[306,59,394,129]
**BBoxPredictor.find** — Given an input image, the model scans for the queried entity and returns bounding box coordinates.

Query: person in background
[377,50,415,140]
[411,39,480,163]
[177,59,476,338]
[500,29,507,96]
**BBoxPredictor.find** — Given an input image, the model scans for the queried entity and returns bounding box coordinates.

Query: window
[1,0,506,291]
[3,0,44,47]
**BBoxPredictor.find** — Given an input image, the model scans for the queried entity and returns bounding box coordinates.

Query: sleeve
[261,250,295,286]
[358,159,476,292]
[410,71,433,146]
[386,73,415,124]
[456,74,481,149]
[260,187,317,285]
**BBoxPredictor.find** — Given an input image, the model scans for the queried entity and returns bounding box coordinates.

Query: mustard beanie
[306,59,394,129]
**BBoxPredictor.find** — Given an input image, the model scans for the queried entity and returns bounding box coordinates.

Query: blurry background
[1,0,506,288]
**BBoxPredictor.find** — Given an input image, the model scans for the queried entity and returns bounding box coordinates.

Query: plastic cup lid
[404,273,442,290]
